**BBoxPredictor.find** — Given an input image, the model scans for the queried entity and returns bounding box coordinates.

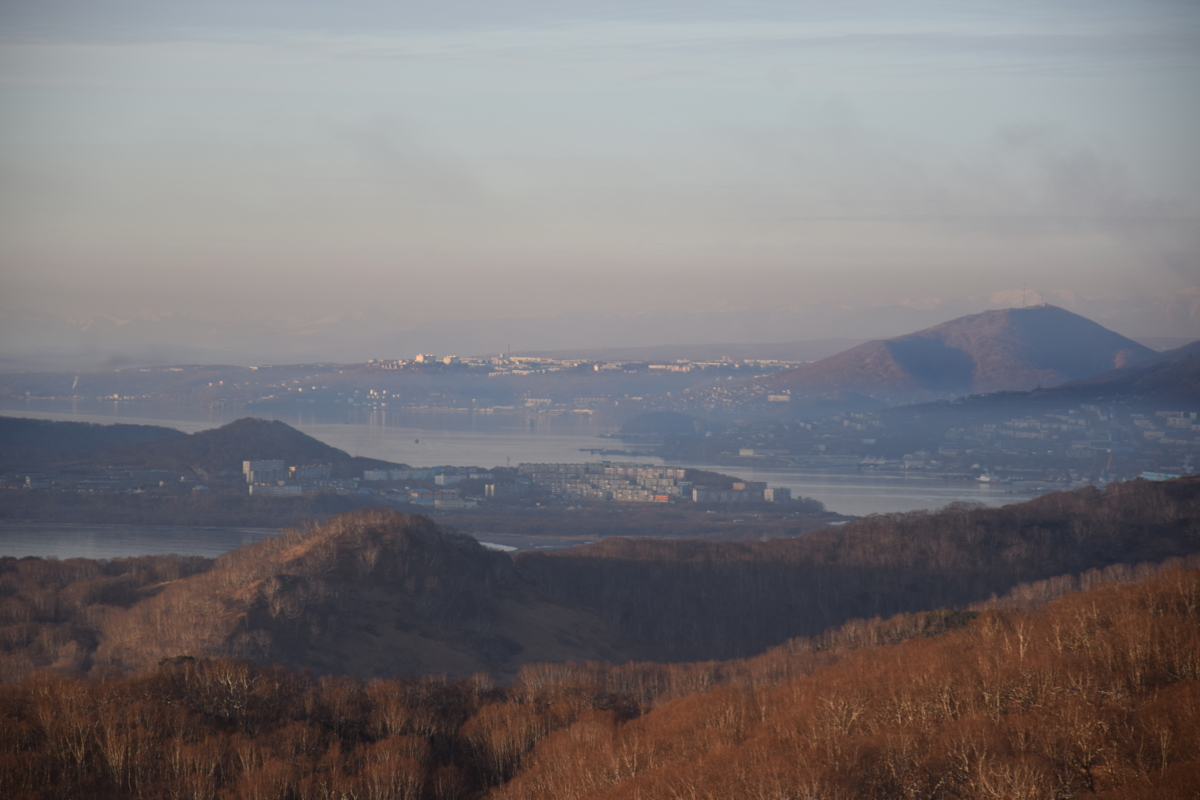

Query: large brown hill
[89,511,641,680]
[903,337,1200,416]
[4,477,1199,683]
[760,305,1154,401]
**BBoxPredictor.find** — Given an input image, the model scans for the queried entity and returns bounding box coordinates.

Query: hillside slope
[515,476,1200,659]
[4,478,1199,683]
[1046,337,1200,404]
[760,305,1154,401]
[90,510,641,680]
[2,416,405,479]
[494,566,1200,800]
[911,337,1200,415]
[3,565,1197,799]
[130,417,406,478]
[0,416,186,471]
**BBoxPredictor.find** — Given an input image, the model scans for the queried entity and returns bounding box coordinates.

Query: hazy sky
[2,0,1198,329]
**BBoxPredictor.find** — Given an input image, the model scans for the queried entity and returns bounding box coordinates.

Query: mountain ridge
[0,416,409,479]
[759,305,1155,401]
[899,337,1200,414]
[134,417,403,477]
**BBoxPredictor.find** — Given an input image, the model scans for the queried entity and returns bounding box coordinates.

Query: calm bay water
[0,523,277,560]
[0,523,570,560]
[0,401,646,469]
[2,402,1052,558]
[686,465,1044,517]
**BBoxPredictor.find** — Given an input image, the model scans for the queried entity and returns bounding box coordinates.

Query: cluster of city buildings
[15,469,197,493]
[405,488,474,509]
[942,408,1200,464]
[363,467,440,481]
[693,484,792,503]
[691,403,1199,489]
[1136,411,1200,445]
[361,466,500,508]
[516,462,792,504]
[242,459,353,496]
[518,462,690,503]
[358,353,799,382]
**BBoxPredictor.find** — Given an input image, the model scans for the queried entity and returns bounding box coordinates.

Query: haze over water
[0,402,1044,517]
[0,524,276,560]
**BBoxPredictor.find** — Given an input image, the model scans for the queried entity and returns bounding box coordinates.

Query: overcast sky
[2,0,1198,333]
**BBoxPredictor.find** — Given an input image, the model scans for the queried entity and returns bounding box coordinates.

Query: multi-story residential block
[290,464,332,481]
[243,459,286,484]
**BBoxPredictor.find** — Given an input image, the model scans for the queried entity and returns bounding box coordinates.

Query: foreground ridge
[1,565,1196,798]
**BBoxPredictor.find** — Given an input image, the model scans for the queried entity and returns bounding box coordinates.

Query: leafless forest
[1,478,1199,797]
[0,565,1196,798]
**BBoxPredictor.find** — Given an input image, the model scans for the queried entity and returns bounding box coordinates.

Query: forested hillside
[516,477,1200,659]
[0,514,639,683]
[3,478,1199,682]
[1,565,1196,799]
[493,566,1200,800]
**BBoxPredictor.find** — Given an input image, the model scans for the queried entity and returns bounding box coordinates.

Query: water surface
[0,523,276,560]
[2,403,1053,517]
[688,465,1046,517]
